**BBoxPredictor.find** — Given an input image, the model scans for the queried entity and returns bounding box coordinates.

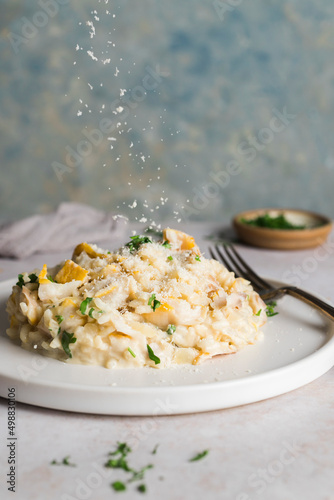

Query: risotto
[6,228,267,369]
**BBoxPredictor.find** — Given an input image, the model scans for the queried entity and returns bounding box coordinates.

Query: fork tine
[210,245,242,279]
[225,244,272,290]
[208,246,236,274]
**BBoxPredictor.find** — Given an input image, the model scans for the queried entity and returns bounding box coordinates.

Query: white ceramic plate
[0,279,333,415]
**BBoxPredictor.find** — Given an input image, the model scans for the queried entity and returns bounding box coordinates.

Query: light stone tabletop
[0,222,333,500]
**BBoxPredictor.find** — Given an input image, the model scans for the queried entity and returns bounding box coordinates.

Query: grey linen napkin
[0,202,127,259]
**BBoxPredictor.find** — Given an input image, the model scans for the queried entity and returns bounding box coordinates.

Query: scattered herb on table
[125,235,152,253]
[241,213,306,230]
[112,481,126,492]
[189,450,209,462]
[266,301,278,317]
[147,344,160,365]
[80,297,93,315]
[129,464,153,483]
[148,293,161,312]
[151,444,159,455]
[106,442,153,493]
[61,331,77,358]
[51,456,76,467]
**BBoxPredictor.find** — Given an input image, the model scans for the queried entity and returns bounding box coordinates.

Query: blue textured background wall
[1,0,334,225]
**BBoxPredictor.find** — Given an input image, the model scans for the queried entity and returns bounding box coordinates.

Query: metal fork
[208,244,334,320]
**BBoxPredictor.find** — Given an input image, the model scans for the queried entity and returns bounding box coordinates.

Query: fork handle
[261,286,334,320]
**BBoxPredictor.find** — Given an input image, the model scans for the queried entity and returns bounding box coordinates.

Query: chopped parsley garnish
[55,315,64,324]
[16,274,25,288]
[61,331,77,358]
[51,456,76,467]
[111,481,126,492]
[162,240,171,248]
[138,484,146,493]
[125,235,152,253]
[255,309,262,316]
[48,275,55,282]
[167,256,173,261]
[88,308,95,319]
[166,324,176,335]
[189,450,209,462]
[80,297,93,315]
[266,301,278,317]
[241,213,306,230]
[147,344,160,365]
[148,294,161,312]
[128,347,136,358]
[195,255,201,262]
[28,273,38,283]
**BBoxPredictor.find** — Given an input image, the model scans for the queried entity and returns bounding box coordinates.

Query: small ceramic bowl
[233,208,333,250]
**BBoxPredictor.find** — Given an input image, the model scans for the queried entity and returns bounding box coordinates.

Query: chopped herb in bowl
[241,213,306,230]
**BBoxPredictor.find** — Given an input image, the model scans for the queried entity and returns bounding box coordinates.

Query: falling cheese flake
[86,21,96,38]
[87,50,98,62]
[114,67,119,76]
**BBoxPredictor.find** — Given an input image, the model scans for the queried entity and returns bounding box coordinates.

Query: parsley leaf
[51,456,76,467]
[147,344,160,365]
[80,297,93,315]
[162,240,171,248]
[167,256,173,261]
[189,450,209,462]
[55,315,64,324]
[195,255,201,262]
[16,274,25,288]
[125,235,152,253]
[266,301,278,317]
[129,464,153,483]
[105,442,132,472]
[28,273,38,283]
[148,294,161,312]
[166,324,176,335]
[61,331,77,358]
[255,309,262,316]
[128,347,136,358]
[48,275,55,282]
[109,443,132,457]
[138,484,146,493]
[151,444,159,455]
[88,308,95,319]
[111,481,126,492]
